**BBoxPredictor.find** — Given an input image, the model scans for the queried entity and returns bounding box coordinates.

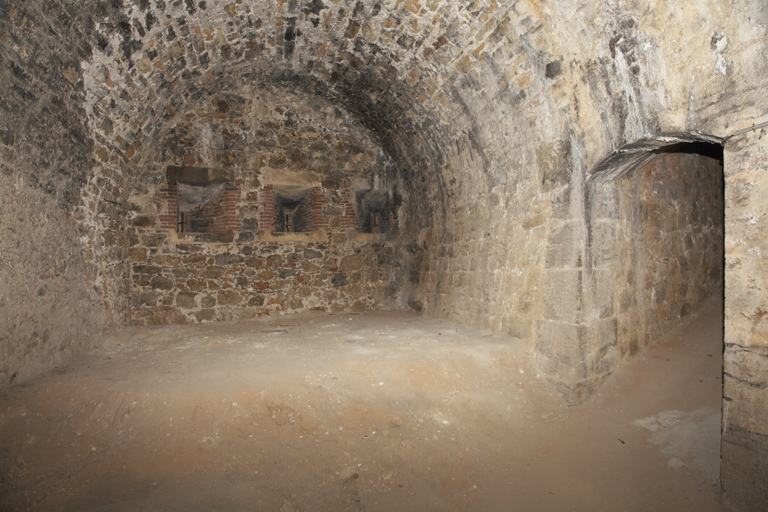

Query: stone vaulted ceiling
[80,0,767,231]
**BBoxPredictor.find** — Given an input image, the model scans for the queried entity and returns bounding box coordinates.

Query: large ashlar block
[543,267,615,324]
[588,219,619,267]
[545,241,582,269]
[536,317,618,405]
[502,314,532,339]
[721,426,768,512]
[547,219,584,247]
[581,267,615,321]
[542,269,583,323]
[723,349,768,435]
[722,132,768,511]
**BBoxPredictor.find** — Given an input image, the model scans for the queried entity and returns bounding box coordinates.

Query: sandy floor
[0,297,724,511]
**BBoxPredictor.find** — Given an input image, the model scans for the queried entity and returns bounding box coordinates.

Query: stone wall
[125,85,409,324]
[0,1,120,387]
[128,234,405,324]
[722,129,768,512]
[612,151,724,358]
[537,144,725,403]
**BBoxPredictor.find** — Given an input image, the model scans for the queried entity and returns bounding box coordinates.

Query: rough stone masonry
[1,1,766,510]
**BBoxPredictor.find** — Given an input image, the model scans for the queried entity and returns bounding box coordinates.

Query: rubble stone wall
[0,0,122,387]
[612,152,724,358]
[128,235,406,324]
[125,85,409,324]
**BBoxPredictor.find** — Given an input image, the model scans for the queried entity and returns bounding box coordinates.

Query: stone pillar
[536,141,619,405]
[537,216,619,404]
[721,129,768,511]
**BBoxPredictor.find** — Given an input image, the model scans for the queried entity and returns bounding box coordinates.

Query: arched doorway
[586,133,724,360]
[536,133,725,406]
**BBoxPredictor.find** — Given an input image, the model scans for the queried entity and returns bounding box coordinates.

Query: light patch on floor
[633,407,721,483]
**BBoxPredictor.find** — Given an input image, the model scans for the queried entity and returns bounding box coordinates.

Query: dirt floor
[0,297,724,512]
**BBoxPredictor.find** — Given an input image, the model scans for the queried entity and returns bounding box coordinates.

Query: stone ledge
[258,230,329,243]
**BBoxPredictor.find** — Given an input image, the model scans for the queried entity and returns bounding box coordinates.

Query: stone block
[542,268,582,323]
[537,139,571,192]
[132,292,157,306]
[242,218,259,231]
[287,297,304,310]
[196,309,216,322]
[721,426,768,512]
[536,320,585,378]
[233,308,257,320]
[142,233,168,247]
[331,273,348,288]
[186,279,207,291]
[175,292,198,309]
[183,255,208,266]
[266,254,282,268]
[550,186,572,220]
[214,253,243,265]
[581,267,615,320]
[724,349,768,436]
[548,221,584,247]
[150,276,174,290]
[169,309,187,324]
[545,242,582,269]
[200,295,216,308]
[202,266,225,279]
[536,317,618,404]
[172,268,193,278]
[128,247,148,262]
[502,314,531,339]
[589,220,618,266]
[217,290,242,306]
[131,215,155,227]
[285,252,302,266]
[244,257,264,268]
[155,255,182,266]
[248,294,265,307]
[339,253,364,271]
[132,264,163,275]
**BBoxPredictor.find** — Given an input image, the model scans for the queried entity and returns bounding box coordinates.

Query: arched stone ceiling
[82,0,575,231]
[81,0,767,225]
[75,0,766,331]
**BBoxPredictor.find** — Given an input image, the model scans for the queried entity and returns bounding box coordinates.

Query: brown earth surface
[0,297,724,512]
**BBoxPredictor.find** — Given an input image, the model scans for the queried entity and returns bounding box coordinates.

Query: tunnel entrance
[538,133,725,405]
[583,133,725,362]
[607,140,724,358]
[578,134,726,492]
